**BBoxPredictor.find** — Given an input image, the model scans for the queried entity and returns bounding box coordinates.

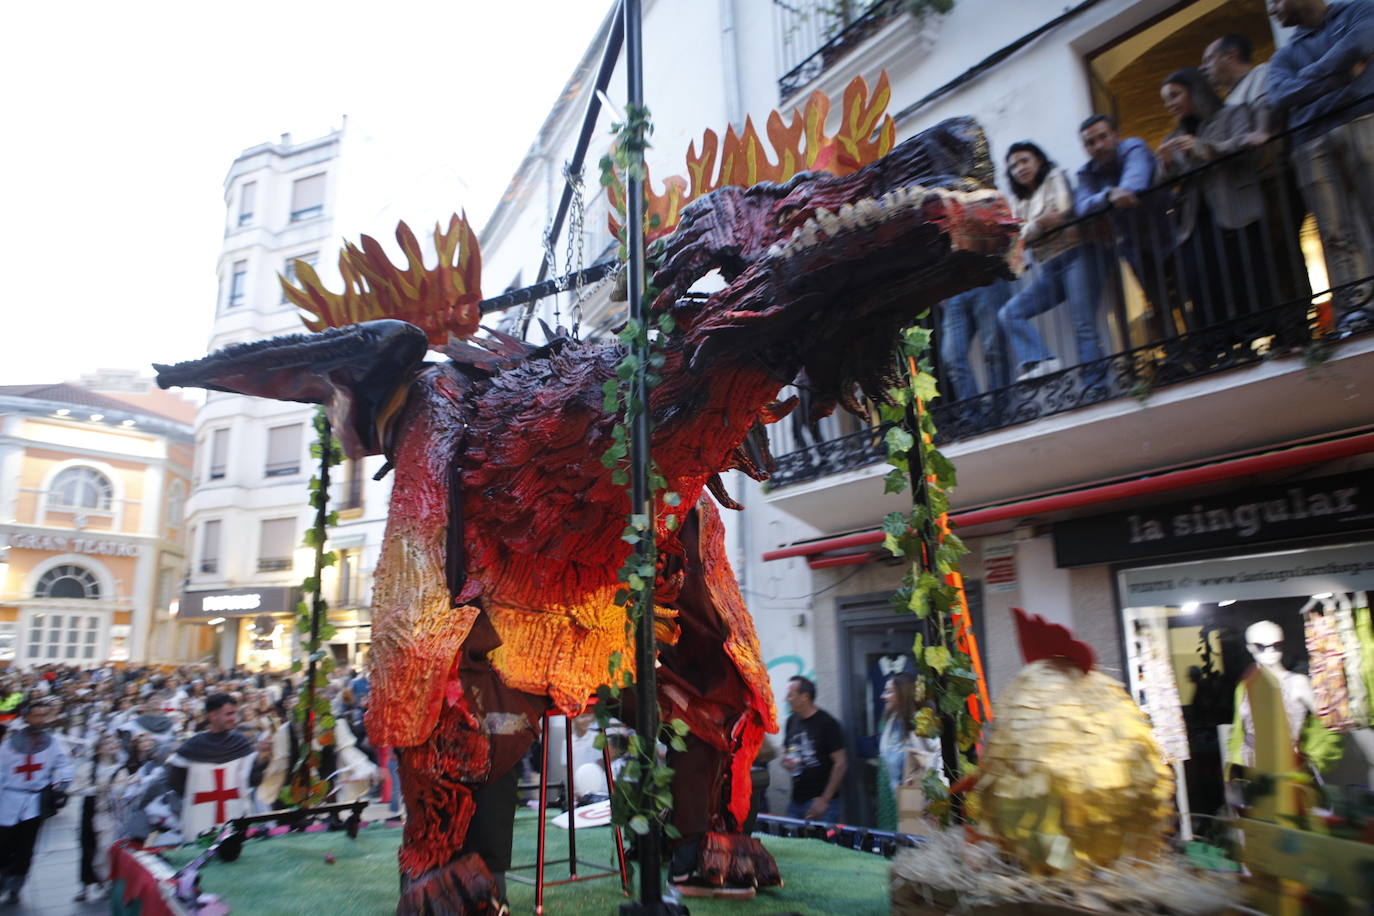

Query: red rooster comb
[1012,608,1095,674]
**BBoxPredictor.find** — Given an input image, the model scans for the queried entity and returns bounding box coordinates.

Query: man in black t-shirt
[781,676,846,821]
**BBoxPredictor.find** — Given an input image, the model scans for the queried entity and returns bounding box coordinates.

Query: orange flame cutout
[282,213,484,347]
[608,72,895,243]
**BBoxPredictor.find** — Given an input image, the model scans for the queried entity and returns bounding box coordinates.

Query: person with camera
[0,697,74,905]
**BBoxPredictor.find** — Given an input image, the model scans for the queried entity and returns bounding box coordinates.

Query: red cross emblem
[192,766,241,822]
[13,755,41,782]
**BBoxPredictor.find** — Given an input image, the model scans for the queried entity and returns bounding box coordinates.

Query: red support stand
[509,708,630,913]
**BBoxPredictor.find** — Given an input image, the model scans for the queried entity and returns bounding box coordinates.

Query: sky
[0,0,613,386]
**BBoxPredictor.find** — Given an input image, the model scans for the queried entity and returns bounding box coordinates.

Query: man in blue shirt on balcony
[1074,115,1182,341]
[1266,0,1374,337]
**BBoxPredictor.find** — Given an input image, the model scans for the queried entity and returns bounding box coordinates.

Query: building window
[0,622,15,663]
[156,567,176,614]
[258,517,297,572]
[26,613,101,662]
[49,466,114,512]
[208,428,230,480]
[228,260,248,308]
[337,547,363,606]
[281,252,319,302]
[166,479,185,529]
[290,174,326,222]
[238,181,257,227]
[34,564,101,600]
[339,458,365,509]
[201,520,222,574]
[265,423,302,477]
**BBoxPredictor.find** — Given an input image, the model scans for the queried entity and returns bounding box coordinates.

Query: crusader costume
[166,727,265,839]
[0,704,74,903]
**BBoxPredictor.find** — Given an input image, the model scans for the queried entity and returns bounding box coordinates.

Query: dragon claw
[396,853,503,916]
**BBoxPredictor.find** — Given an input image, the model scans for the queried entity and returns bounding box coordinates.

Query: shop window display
[1121,542,1374,835]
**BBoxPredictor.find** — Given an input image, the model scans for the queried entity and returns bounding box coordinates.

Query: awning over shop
[763,430,1374,569]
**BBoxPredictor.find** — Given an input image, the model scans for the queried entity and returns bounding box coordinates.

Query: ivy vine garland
[879,317,981,822]
[281,407,341,808]
[595,104,691,842]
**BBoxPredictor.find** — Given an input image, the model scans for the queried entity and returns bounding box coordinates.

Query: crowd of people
[940,0,1374,403]
[0,662,384,907]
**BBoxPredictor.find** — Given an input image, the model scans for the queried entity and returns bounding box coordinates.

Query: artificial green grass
[163,809,891,914]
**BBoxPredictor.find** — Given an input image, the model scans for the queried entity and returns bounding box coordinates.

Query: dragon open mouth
[652,118,1019,425]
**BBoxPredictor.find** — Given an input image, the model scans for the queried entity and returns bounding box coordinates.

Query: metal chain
[517,225,558,341]
[564,164,588,340]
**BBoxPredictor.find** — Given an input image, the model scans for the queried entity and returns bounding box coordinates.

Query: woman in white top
[996,142,1111,384]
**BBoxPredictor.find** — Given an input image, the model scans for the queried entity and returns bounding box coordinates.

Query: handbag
[39,784,68,819]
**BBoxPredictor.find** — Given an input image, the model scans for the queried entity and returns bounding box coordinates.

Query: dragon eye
[775,206,800,227]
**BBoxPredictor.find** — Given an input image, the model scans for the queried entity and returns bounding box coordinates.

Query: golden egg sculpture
[972,610,1174,874]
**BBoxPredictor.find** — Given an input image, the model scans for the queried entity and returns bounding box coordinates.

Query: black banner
[1053,470,1374,567]
[179,586,300,619]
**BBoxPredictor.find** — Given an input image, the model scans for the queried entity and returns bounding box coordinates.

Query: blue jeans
[786,798,841,822]
[938,277,1012,401]
[998,245,1108,373]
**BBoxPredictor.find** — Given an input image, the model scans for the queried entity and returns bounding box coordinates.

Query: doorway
[837,580,987,827]
[837,595,920,827]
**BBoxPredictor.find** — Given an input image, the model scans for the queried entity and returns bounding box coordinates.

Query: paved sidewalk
[4,798,401,916]
[4,803,108,916]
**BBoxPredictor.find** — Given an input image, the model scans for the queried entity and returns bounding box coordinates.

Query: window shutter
[202,520,222,573]
[209,429,229,479]
[290,174,326,220]
[239,181,256,224]
[265,424,302,476]
[258,518,297,570]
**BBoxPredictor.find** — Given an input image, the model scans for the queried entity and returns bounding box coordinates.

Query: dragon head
[652,117,1017,420]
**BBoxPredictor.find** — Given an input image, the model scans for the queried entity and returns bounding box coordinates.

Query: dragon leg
[654,501,781,891]
[396,612,545,915]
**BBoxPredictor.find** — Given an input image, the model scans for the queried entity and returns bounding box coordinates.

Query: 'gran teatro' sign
[6,532,142,558]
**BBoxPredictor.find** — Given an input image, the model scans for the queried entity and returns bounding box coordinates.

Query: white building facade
[181,127,392,672]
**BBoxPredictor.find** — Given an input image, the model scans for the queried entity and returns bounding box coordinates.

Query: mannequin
[1234,617,1374,785]
[1237,620,1314,762]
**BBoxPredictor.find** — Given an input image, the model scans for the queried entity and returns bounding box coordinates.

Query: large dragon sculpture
[155,96,1015,913]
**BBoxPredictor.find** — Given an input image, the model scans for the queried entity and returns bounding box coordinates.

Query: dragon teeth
[816,207,841,236]
[799,223,819,247]
[857,198,883,223]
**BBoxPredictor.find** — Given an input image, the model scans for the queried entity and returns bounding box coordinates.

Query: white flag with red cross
[174,751,256,837]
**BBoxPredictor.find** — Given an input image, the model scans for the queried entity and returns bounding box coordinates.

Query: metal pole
[621,0,671,911]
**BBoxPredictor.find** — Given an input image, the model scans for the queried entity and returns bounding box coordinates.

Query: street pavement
[4,802,107,916]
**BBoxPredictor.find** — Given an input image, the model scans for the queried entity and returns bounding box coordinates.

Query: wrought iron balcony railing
[769,104,1374,488]
[773,0,903,100]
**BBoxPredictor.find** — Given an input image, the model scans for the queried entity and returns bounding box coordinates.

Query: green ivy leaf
[881,511,908,536]
[927,449,957,488]
[883,468,909,494]
[912,373,939,402]
[884,426,914,454]
[924,645,952,674]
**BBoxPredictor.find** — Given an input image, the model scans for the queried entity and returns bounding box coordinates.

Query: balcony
[773,0,905,100]
[765,122,1374,531]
